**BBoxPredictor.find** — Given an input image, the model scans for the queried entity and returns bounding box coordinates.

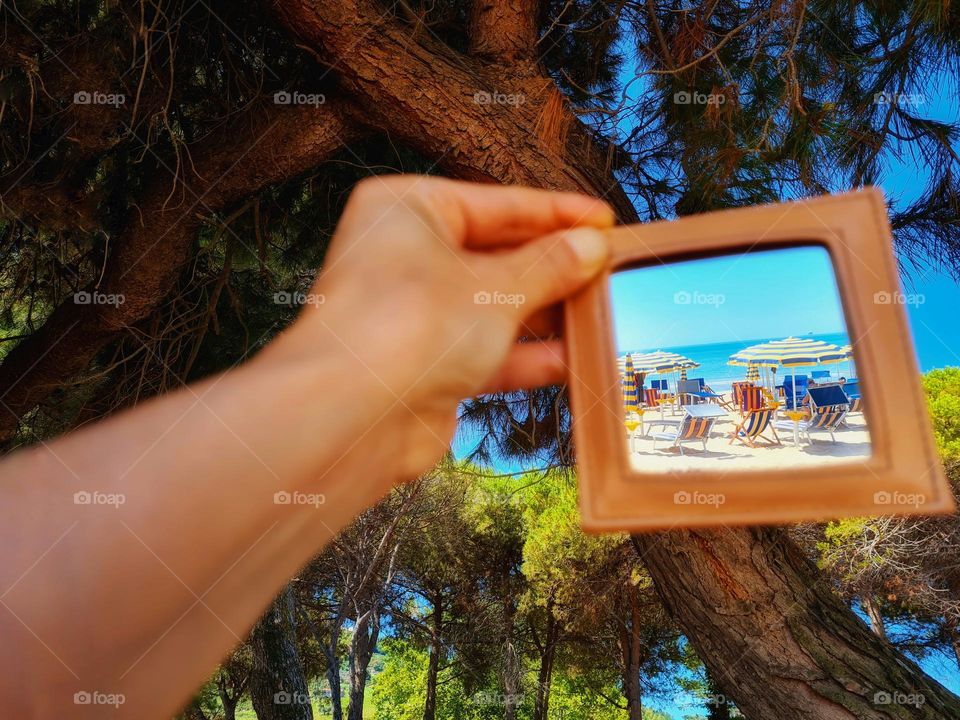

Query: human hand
[266,175,614,478]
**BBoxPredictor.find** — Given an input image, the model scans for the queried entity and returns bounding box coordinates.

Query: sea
[623,332,852,394]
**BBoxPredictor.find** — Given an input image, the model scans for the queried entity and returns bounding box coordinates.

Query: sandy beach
[627,404,871,472]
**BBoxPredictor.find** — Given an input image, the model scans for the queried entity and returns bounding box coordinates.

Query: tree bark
[633,528,960,719]
[269,0,637,220]
[618,585,643,720]
[249,589,313,720]
[502,596,520,720]
[532,599,559,720]
[0,102,361,441]
[862,594,888,641]
[468,0,540,63]
[423,591,443,720]
[345,605,381,720]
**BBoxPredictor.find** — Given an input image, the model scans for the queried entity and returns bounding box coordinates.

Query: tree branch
[0,101,363,440]
[269,0,637,220]
[468,0,540,63]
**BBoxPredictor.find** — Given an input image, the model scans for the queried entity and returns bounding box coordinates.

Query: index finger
[424,179,616,249]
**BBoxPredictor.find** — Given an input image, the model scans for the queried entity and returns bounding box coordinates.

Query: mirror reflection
[611,245,870,471]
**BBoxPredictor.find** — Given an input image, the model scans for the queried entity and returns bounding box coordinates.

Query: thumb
[496,227,610,311]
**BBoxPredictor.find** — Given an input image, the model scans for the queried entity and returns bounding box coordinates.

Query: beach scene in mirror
[611,245,871,471]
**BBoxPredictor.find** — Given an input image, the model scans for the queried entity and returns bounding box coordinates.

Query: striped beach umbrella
[745,365,760,383]
[729,337,851,406]
[621,354,639,413]
[628,350,700,375]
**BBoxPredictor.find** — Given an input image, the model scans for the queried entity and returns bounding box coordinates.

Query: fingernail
[565,228,609,272]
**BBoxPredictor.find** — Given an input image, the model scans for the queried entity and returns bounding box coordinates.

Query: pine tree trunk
[249,590,313,720]
[621,586,643,720]
[423,592,443,720]
[532,601,559,720]
[634,528,960,719]
[324,644,343,720]
[345,608,381,720]
[502,598,520,720]
[862,595,888,640]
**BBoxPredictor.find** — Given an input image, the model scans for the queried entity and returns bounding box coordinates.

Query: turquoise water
[623,331,852,393]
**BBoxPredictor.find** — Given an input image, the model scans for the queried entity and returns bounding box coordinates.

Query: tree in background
[4,2,960,718]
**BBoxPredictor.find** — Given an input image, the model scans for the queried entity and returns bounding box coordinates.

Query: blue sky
[610,246,847,351]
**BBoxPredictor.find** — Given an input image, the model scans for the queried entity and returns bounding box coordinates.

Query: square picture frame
[565,188,955,532]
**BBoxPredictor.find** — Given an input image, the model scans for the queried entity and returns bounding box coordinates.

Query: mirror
[610,245,871,472]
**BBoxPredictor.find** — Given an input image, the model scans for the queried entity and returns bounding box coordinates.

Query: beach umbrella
[728,337,849,407]
[621,354,639,413]
[745,365,760,383]
[628,350,699,403]
[840,344,855,379]
[629,350,700,375]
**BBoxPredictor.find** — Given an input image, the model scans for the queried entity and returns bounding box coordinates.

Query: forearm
[1,344,402,718]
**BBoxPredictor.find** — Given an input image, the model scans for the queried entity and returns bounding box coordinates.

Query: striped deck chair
[843,380,863,414]
[800,405,848,442]
[650,415,717,455]
[729,407,780,448]
[738,385,765,416]
[643,387,661,408]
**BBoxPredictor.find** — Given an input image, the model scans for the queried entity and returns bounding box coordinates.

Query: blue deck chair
[729,407,780,447]
[651,379,670,392]
[680,378,733,409]
[650,414,717,454]
[781,375,809,410]
[775,386,849,442]
[843,379,863,413]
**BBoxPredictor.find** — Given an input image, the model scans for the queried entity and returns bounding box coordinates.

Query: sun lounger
[729,408,780,448]
[650,414,718,454]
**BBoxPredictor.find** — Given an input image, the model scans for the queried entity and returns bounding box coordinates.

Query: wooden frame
[565,188,954,532]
